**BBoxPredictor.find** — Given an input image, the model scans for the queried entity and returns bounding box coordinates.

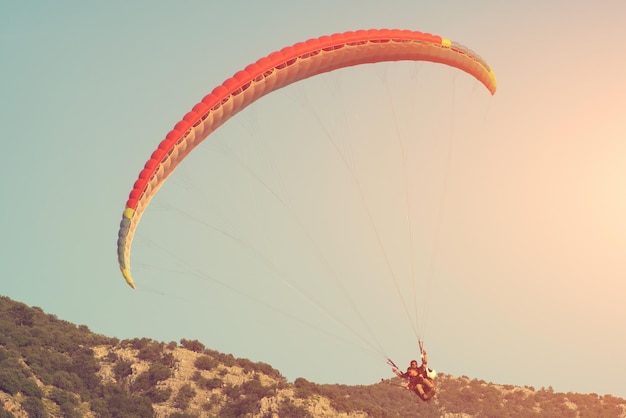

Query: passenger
[392,350,436,401]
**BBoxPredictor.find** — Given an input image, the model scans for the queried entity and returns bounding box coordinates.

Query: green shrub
[180,339,205,353]
[196,376,223,391]
[277,399,312,418]
[21,397,46,418]
[173,383,196,410]
[146,386,172,403]
[20,378,43,398]
[194,355,217,371]
[112,359,133,380]
[139,341,167,361]
[0,408,16,418]
[0,370,20,395]
[49,387,79,407]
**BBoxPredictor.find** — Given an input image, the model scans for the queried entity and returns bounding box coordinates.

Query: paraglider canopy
[116,28,496,290]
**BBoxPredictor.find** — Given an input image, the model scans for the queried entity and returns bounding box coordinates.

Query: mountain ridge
[1,295,624,417]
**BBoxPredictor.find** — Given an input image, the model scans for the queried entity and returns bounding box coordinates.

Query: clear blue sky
[2,0,626,398]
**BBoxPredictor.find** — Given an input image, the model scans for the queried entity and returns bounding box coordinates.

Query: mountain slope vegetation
[0,296,624,417]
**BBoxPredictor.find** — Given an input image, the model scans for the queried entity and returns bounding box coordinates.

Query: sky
[2,0,626,399]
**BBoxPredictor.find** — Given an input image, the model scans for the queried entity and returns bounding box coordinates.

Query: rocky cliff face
[1,338,364,418]
[91,343,365,418]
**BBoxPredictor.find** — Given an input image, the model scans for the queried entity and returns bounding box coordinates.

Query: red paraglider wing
[117,28,497,289]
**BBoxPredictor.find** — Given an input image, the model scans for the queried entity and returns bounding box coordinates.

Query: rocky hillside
[1,295,625,417]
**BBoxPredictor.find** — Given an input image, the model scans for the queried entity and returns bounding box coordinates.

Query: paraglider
[390,341,436,401]
[116,28,497,290]
[116,30,497,393]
